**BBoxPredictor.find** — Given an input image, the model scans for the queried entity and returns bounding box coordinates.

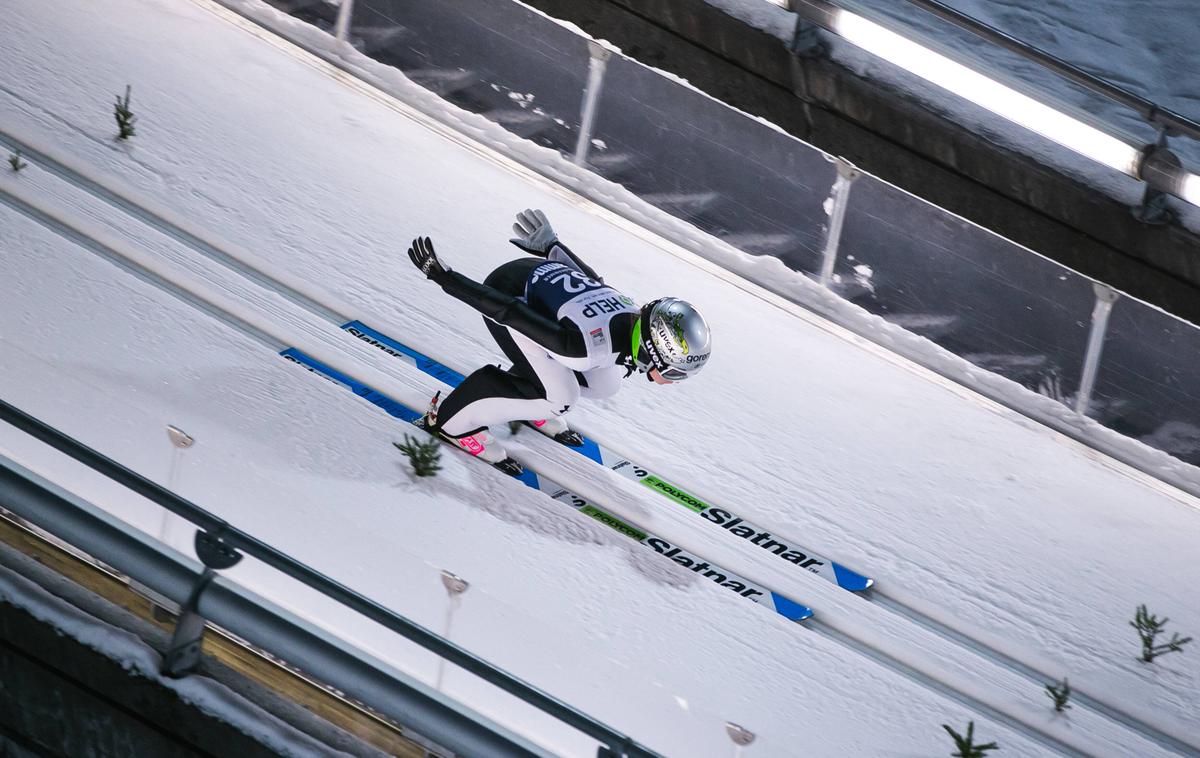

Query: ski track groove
[806,620,1089,757]
[2,124,1197,757]
[869,593,1200,757]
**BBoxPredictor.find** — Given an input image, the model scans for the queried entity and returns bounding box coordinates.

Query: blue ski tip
[770,592,815,622]
[833,563,875,592]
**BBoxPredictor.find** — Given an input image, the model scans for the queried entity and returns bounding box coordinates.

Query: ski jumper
[434,247,639,438]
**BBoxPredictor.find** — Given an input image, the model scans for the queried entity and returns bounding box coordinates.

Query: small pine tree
[508,420,523,435]
[394,434,442,477]
[942,721,999,757]
[1045,678,1071,712]
[1131,604,1192,663]
[114,85,137,139]
[8,149,27,172]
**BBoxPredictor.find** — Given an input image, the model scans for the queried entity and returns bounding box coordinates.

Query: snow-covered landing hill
[2,0,1198,754]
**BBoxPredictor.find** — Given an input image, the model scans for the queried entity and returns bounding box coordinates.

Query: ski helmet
[632,298,711,381]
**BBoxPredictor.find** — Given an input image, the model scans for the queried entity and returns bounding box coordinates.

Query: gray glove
[509,209,559,256]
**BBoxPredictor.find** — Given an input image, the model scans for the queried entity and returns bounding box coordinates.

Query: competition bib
[525,262,638,365]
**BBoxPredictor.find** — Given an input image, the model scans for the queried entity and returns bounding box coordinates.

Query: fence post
[1074,283,1120,416]
[819,158,861,287]
[1133,129,1180,224]
[334,0,355,43]
[574,41,613,167]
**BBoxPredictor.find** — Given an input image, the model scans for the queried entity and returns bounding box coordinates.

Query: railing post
[819,158,861,287]
[162,529,243,677]
[574,41,613,167]
[786,1,832,57]
[333,0,355,43]
[1133,129,1181,224]
[1074,283,1120,416]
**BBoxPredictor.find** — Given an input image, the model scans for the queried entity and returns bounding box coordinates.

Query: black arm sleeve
[549,243,602,283]
[440,271,588,358]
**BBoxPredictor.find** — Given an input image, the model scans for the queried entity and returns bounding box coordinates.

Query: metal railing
[0,398,661,758]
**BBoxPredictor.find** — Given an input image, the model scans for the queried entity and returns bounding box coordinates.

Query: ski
[339,320,875,593]
[280,347,814,622]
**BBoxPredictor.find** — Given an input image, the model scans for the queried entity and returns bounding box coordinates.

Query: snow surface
[2,0,1199,755]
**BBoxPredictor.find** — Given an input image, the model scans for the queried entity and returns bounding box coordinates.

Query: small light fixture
[441,570,469,596]
[725,722,755,746]
[166,425,194,449]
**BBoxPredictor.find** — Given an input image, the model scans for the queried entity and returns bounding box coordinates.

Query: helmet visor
[659,366,690,381]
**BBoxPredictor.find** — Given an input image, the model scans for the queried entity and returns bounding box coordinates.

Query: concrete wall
[522,0,1200,324]
[0,596,275,758]
[0,524,415,758]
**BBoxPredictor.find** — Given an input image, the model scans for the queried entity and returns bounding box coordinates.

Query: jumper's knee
[541,372,581,415]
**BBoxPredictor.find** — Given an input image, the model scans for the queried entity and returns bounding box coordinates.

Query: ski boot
[524,416,584,447]
[420,392,524,476]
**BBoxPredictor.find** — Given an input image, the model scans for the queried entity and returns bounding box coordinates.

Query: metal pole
[1074,283,1120,416]
[1134,132,1183,224]
[819,158,861,287]
[333,0,354,43]
[574,41,613,167]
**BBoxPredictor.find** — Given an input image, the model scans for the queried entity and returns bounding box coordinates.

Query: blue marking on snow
[341,321,465,386]
[833,562,874,592]
[769,592,815,622]
[280,348,419,423]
